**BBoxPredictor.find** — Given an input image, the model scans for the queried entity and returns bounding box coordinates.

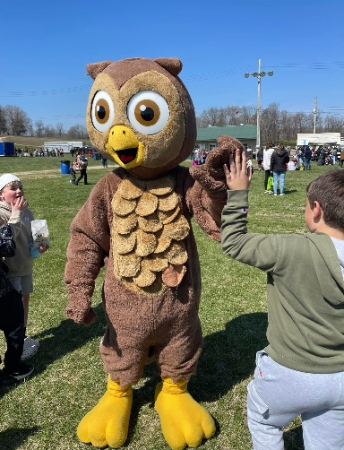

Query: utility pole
[245,59,273,148]
[313,97,318,134]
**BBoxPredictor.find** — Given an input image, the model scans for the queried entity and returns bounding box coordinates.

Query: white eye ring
[90,90,115,133]
[127,90,169,135]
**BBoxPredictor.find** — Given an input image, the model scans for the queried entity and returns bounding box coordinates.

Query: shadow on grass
[284,189,298,195]
[192,312,269,402]
[0,307,270,447]
[0,307,304,449]
[33,302,106,366]
[0,303,106,399]
[126,312,269,442]
[0,426,40,449]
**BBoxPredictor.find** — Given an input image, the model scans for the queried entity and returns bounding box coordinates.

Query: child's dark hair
[307,169,344,230]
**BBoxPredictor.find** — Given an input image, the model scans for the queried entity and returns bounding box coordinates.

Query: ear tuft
[86,61,113,79]
[154,58,182,76]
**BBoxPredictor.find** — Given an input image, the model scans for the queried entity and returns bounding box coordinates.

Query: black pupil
[141,106,154,122]
[97,105,106,120]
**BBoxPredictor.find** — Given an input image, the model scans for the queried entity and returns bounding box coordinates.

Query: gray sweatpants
[247,350,344,450]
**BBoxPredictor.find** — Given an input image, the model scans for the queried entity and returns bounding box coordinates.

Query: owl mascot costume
[65,57,243,449]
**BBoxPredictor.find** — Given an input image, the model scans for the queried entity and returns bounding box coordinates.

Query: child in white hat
[0,174,48,361]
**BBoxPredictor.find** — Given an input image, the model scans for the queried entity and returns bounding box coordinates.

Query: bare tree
[67,124,88,139]
[197,104,257,127]
[224,106,242,125]
[293,112,309,134]
[26,123,34,137]
[56,123,64,138]
[43,124,56,137]
[322,115,344,133]
[35,120,45,137]
[0,106,7,134]
[261,103,280,144]
[3,105,31,135]
[239,105,257,125]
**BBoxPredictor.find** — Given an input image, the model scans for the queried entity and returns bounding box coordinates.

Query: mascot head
[86,57,196,180]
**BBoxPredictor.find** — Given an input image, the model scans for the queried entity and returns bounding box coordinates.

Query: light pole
[313,97,318,133]
[245,59,273,149]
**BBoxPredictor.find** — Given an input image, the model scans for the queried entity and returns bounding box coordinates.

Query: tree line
[196,103,344,145]
[0,104,88,139]
[1,102,344,145]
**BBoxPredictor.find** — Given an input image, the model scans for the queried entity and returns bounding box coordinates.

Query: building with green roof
[196,125,257,150]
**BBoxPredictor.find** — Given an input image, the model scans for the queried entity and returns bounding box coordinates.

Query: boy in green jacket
[221,149,344,450]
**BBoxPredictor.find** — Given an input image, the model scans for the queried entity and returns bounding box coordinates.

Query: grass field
[0,156,335,450]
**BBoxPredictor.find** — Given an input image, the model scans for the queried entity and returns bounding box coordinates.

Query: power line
[1,61,343,98]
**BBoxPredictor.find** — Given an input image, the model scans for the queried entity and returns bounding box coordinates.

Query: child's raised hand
[223,148,252,190]
[11,196,28,211]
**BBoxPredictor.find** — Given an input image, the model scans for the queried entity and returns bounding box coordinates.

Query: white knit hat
[0,173,21,191]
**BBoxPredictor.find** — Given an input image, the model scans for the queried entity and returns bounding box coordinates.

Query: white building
[43,141,86,153]
[297,133,340,146]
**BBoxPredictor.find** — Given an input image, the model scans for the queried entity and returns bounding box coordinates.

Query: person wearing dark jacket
[270,145,289,196]
[0,223,34,384]
[304,146,313,170]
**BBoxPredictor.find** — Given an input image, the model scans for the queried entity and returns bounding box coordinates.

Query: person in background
[193,148,201,165]
[70,159,78,184]
[257,148,264,171]
[340,149,344,168]
[270,145,290,196]
[330,147,337,166]
[221,153,344,450]
[246,155,254,174]
[304,145,313,170]
[75,154,89,185]
[287,159,297,171]
[101,155,108,168]
[262,143,274,194]
[297,147,304,169]
[0,174,49,362]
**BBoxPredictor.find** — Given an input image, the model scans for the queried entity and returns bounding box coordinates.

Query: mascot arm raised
[64,177,112,325]
[187,136,244,241]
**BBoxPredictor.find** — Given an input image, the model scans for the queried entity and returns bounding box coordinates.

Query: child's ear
[312,201,322,220]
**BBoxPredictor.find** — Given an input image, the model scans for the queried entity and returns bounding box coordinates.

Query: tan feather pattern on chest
[111,174,189,295]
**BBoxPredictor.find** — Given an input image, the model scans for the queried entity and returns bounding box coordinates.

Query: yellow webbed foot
[154,377,215,450]
[77,376,133,449]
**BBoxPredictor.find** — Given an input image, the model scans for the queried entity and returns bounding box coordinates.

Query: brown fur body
[64,57,244,388]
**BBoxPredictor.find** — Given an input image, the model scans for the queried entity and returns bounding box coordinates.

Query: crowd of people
[254,142,344,196]
[15,147,65,157]
[191,148,209,165]
[295,144,344,168]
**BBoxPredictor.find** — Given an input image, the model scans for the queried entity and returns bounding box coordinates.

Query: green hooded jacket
[221,190,344,374]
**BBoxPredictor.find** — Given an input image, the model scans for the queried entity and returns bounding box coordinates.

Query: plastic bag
[267,176,274,191]
[31,220,50,248]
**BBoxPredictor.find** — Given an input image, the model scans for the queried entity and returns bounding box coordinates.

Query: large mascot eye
[90,90,115,132]
[127,90,169,135]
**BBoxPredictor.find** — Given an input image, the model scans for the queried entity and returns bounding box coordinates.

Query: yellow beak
[105,125,145,169]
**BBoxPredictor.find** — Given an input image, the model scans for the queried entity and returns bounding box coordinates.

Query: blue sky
[1,0,343,131]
